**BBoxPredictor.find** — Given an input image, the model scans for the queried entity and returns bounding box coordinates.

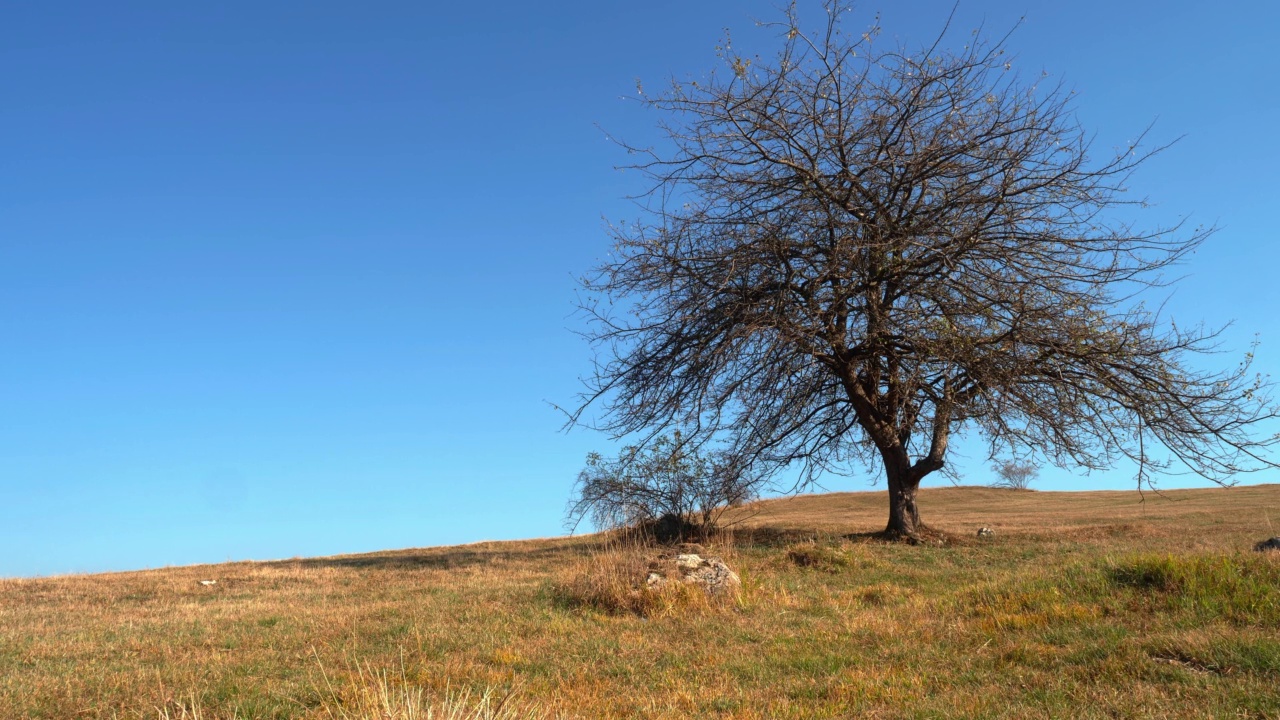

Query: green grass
[1108,553,1280,625]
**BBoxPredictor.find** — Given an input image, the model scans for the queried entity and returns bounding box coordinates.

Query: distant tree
[992,460,1038,491]
[567,433,758,542]
[570,3,1278,542]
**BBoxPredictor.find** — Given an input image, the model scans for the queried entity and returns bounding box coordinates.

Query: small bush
[566,433,761,543]
[634,513,704,544]
[992,460,1038,490]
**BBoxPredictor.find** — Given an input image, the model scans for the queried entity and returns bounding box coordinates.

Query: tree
[571,3,1278,542]
[992,460,1038,491]
[567,433,757,542]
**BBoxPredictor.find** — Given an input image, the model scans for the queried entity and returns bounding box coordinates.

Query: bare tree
[571,3,1278,542]
[992,460,1038,491]
[566,432,758,542]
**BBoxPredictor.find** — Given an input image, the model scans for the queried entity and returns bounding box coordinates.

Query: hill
[2,485,1278,719]
[728,483,1280,546]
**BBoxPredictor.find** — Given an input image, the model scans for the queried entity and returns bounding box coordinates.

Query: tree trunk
[882,449,923,540]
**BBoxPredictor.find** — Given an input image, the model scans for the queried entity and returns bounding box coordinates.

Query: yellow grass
[3,484,1279,718]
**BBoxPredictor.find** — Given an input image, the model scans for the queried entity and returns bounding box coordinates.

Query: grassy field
[2,484,1279,719]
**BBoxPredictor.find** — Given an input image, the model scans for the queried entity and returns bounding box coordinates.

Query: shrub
[992,460,1039,490]
[566,432,761,542]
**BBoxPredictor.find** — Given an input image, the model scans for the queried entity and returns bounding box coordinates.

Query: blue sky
[2,1,1277,577]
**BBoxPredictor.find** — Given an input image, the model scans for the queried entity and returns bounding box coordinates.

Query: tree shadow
[843,526,959,546]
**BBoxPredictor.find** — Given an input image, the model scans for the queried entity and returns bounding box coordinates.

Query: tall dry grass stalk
[141,663,552,720]
[314,655,553,720]
[148,694,220,720]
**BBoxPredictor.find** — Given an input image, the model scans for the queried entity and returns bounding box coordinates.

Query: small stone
[976,527,995,538]
[198,580,217,586]
[1254,537,1280,553]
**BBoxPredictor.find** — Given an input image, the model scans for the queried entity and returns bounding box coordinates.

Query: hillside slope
[730,483,1280,548]
[2,485,1278,719]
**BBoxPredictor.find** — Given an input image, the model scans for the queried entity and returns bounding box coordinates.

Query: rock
[682,558,741,595]
[1254,537,1280,553]
[198,580,217,586]
[646,551,741,596]
[675,554,703,570]
[977,527,995,538]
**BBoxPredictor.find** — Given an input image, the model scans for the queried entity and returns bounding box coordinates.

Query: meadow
[2,484,1278,719]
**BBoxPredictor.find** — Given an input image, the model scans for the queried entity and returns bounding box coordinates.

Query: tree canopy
[572,3,1278,540]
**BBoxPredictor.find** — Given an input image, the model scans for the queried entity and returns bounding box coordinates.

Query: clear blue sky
[2,1,1277,577]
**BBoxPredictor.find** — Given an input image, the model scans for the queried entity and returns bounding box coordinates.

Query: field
[2,484,1279,719]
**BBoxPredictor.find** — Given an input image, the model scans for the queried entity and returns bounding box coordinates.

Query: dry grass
[3,484,1280,718]
[147,661,552,720]
[725,483,1280,547]
[552,538,741,618]
[312,660,554,720]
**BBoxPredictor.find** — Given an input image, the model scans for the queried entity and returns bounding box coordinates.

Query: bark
[884,464,922,539]
[879,444,924,539]
[881,406,949,540]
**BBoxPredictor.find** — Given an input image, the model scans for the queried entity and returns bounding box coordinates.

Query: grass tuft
[1146,632,1280,678]
[316,662,552,720]
[965,581,1099,630]
[146,671,552,720]
[785,542,854,572]
[1108,553,1280,625]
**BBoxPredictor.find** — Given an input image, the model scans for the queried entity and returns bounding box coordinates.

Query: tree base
[875,524,949,546]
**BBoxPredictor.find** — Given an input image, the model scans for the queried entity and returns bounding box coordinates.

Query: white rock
[675,554,704,570]
[682,560,741,595]
[646,552,741,596]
